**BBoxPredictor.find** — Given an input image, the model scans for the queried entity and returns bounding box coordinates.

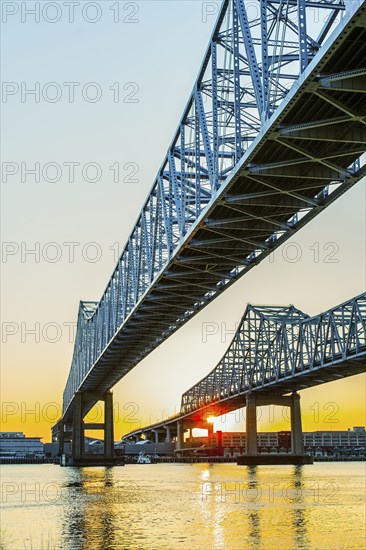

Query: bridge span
[53,0,366,463]
[123,292,366,458]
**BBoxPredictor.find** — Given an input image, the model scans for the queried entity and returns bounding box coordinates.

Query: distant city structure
[184,426,366,458]
[0,432,44,459]
[121,427,366,459]
[303,426,366,456]
[1,428,365,461]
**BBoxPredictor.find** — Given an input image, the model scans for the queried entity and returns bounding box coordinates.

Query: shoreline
[1,456,365,465]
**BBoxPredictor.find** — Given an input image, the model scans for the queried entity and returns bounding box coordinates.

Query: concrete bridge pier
[152,429,167,444]
[175,419,215,455]
[175,421,197,455]
[291,392,304,455]
[165,426,172,443]
[56,420,66,456]
[104,391,114,459]
[65,390,120,466]
[245,394,258,455]
[72,391,83,459]
[52,420,72,461]
[238,391,312,465]
[176,421,185,455]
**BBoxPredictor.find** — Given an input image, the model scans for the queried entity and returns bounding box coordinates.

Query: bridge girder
[61,0,366,421]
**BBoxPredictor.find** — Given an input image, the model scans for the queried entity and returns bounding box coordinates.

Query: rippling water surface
[1,462,365,549]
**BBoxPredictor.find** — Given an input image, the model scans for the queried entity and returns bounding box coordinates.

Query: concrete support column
[154,430,159,444]
[246,394,257,455]
[189,428,193,442]
[176,421,184,451]
[165,427,172,443]
[104,391,114,459]
[291,392,304,455]
[72,392,84,458]
[58,421,65,456]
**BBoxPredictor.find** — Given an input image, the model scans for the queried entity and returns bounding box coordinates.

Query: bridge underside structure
[59,0,366,437]
[180,292,366,417]
[123,293,366,460]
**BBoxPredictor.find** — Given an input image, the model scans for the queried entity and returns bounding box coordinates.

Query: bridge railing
[180,292,366,414]
[63,0,358,413]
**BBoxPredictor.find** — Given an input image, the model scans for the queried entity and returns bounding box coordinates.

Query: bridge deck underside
[63,6,366,422]
[180,355,366,422]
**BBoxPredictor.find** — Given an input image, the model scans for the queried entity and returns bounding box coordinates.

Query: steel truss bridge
[61,0,366,422]
[180,292,366,418]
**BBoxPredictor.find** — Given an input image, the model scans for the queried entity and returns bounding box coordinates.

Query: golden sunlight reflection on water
[1,462,365,549]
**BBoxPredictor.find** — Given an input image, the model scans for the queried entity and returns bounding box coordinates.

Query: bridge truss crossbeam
[181,293,366,415]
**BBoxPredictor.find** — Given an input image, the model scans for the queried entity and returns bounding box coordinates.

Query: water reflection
[248,510,261,548]
[246,466,261,549]
[196,463,315,549]
[61,467,119,549]
[1,463,363,549]
[291,466,309,550]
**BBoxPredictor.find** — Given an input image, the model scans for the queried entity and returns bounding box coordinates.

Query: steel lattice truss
[62,0,366,417]
[181,293,366,414]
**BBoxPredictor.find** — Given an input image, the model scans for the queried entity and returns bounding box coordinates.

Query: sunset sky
[2,2,365,442]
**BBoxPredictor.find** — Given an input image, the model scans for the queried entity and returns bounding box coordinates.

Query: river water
[1,462,365,549]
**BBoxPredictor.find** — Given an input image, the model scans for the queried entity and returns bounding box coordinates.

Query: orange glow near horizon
[1,373,365,443]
